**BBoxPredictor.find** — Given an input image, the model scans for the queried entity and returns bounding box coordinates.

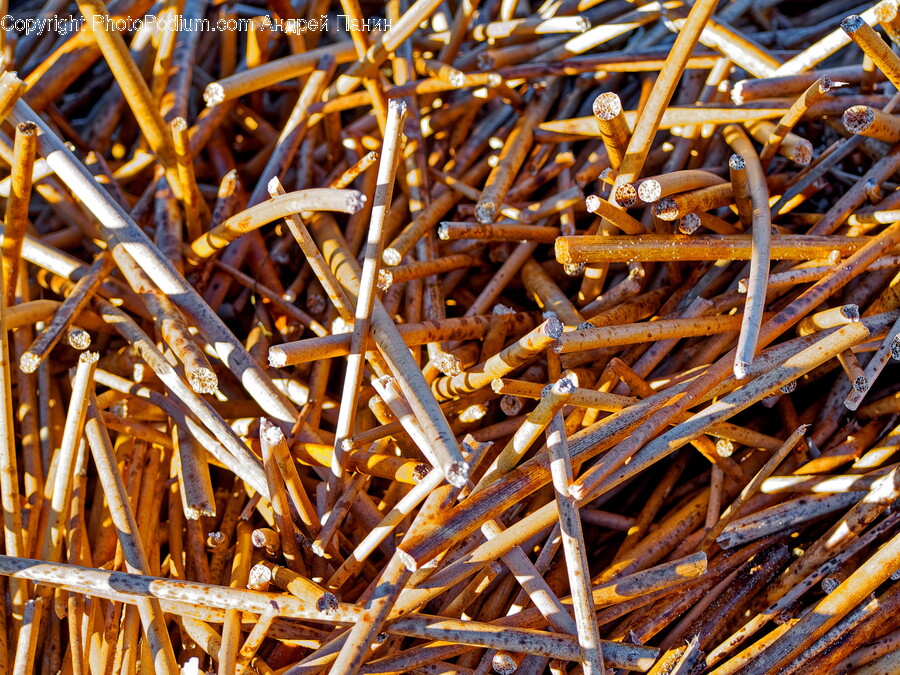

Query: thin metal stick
[84,393,179,674]
[2,121,37,308]
[327,99,407,512]
[546,411,605,675]
[722,124,770,379]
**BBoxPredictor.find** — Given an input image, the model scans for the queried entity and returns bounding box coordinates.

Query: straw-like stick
[476,78,561,224]
[36,353,97,589]
[327,99,407,510]
[584,194,645,234]
[74,0,182,198]
[546,411,605,674]
[538,105,827,139]
[219,520,254,675]
[474,376,575,490]
[759,76,836,166]
[264,430,321,538]
[555,234,869,263]
[170,117,203,242]
[553,315,748,353]
[842,104,900,142]
[492,378,637,412]
[235,600,280,675]
[722,124,771,378]
[729,155,752,230]
[611,0,719,189]
[190,188,365,259]
[796,304,860,335]
[837,348,869,392]
[843,14,900,90]
[592,93,629,171]
[634,170,726,204]
[84,393,179,674]
[377,254,481,290]
[7,99,301,427]
[699,425,809,551]
[19,252,114,373]
[745,119,813,165]
[259,419,306,574]
[172,422,216,520]
[10,598,42,675]
[270,313,538,367]
[0,219,26,625]
[312,216,469,487]
[2,121,36,309]
[204,43,358,105]
[268,178,354,321]
[257,560,336,611]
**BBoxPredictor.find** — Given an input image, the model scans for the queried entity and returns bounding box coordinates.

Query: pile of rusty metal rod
[4,0,900,673]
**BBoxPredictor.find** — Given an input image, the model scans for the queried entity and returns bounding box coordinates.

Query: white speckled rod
[8,98,300,428]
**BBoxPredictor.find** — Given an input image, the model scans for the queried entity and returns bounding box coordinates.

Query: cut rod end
[550,374,577,396]
[345,190,367,213]
[268,346,287,368]
[19,351,40,373]
[203,82,225,107]
[841,304,861,322]
[615,182,639,207]
[66,328,91,350]
[444,460,470,488]
[436,353,462,376]
[592,92,622,121]
[731,80,747,106]
[652,197,679,221]
[475,201,497,225]
[679,213,701,235]
[543,316,564,340]
[376,269,393,291]
[189,368,219,394]
[185,501,216,520]
[568,482,587,501]
[388,98,408,117]
[316,592,339,615]
[17,120,37,136]
[397,547,419,572]
[259,417,285,448]
[841,14,865,34]
[493,652,518,675]
[383,248,402,266]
